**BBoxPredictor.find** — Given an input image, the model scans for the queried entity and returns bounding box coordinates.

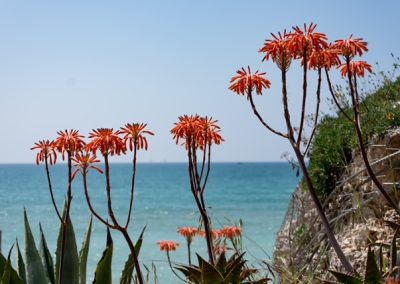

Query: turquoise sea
[0,163,299,283]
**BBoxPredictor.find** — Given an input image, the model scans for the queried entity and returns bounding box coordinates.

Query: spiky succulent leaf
[78,217,92,284]
[329,270,362,284]
[175,266,202,283]
[93,228,113,284]
[223,258,246,283]
[0,252,23,284]
[195,254,223,283]
[364,247,382,284]
[1,258,12,284]
[225,253,246,275]
[24,210,47,284]
[55,202,79,284]
[215,252,227,275]
[15,240,26,282]
[39,224,55,284]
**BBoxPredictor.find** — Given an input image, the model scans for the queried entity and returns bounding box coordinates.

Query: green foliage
[308,77,400,197]
[0,246,24,284]
[78,217,92,284]
[93,228,113,284]
[15,241,25,283]
[55,207,79,284]
[3,209,148,284]
[176,252,271,284]
[293,223,309,245]
[39,224,55,284]
[23,209,48,284]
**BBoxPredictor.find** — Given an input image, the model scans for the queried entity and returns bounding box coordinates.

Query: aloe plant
[176,252,271,284]
[326,247,382,284]
[0,210,149,284]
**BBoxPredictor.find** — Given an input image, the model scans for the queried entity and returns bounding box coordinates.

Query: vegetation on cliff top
[308,72,400,197]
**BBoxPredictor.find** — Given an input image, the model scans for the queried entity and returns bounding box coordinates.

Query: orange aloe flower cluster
[198,226,242,240]
[229,66,271,96]
[54,129,86,159]
[308,45,341,70]
[333,35,368,58]
[157,241,180,252]
[287,23,328,57]
[177,227,198,243]
[86,128,125,156]
[31,140,57,165]
[259,31,292,71]
[171,114,223,149]
[339,60,372,78]
[220,226,242,239]
[198,229,222,239]
[231,23,372,98]
[120,123,154,151]
[71,152,103,179]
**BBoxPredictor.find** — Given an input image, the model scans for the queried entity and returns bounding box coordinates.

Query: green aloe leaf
[215,252,227,275]
[175,266,201,283]
[120,226,146,284]
[15,240,26,282]
[93,228,113,284]
[223,259,246,283]
[55,203,79,284]
[39,224,55,284]
[1,245,24,284]
[1,245,14,284]
[0,252,23,284]
[78,217,92,284]
[195,254,223,283]
[329,270,362,284]
[1,258,12,284]
[24,209,47,284]
[364,247,382,284]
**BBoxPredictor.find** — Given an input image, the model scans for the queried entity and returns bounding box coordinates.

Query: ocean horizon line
[0,160,291,165]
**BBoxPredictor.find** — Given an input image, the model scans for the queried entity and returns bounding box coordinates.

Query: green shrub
[307,77,400,197]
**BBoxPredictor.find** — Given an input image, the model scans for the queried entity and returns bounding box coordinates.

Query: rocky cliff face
[274,128,400,283]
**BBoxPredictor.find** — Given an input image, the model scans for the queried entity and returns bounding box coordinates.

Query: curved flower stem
[247,88,288,139]
[325,68,354,123]
[297,50,308,147]
[44,156,62,222]
[200,144,211,195]
[59,151,73,284]
[281,70,295,140]
[247,68,354,273]
[345,57,400,215]
[104,154,121,227]
[292,143,354,273]
[125,145,137,229]
[101,154,144,284]
[166,251,186,282]
[82,173,116,229]
[198,136,208,184]
[304,67,322,156]
[187,146,215,265]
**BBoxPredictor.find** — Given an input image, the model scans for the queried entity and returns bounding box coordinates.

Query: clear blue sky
[1,1,399,163]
